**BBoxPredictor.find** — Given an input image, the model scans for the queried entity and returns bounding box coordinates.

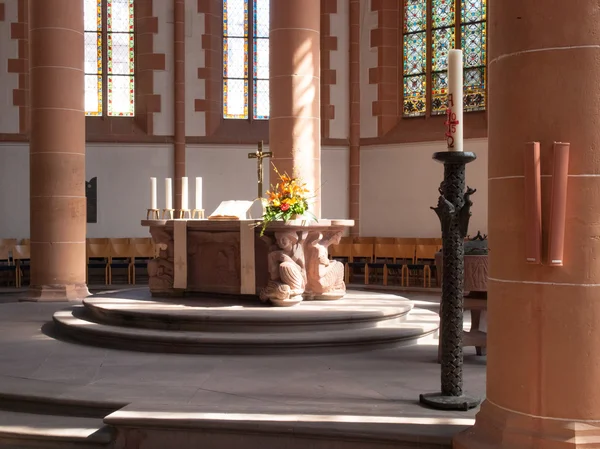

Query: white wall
[359,0,378,138]
[0,144,28,239]
[360,138,488,237]
[186,0,206,136]
[329,0,349,139]
[185,145,350,220]
[152,0,174,136]
[86,144,173,238]
[0,0,19,134]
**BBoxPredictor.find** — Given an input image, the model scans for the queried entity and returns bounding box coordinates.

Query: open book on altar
[208,200,255,220]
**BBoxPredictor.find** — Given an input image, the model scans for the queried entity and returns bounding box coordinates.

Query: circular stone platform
[53,289,439,354]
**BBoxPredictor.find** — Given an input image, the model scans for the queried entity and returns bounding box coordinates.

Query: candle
[195,177,203,210]
[446,49,464,152]
[181,177,189,210]
[165,178,172,209]
[150,177,157,209]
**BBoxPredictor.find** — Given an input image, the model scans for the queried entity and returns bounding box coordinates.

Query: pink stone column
[173,0,185,210]
[269,0,321,218]
[349,0,360,235]
[27,0,89,301]
[454,1,600,448]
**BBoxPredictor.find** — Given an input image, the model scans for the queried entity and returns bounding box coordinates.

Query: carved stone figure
[148,227,175,294]
[304,231,346,300]
[259,231,306,306]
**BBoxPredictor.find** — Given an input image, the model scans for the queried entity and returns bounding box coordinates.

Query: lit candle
[165,178,172,210]
[181,177,189,210]
[446,49,464,152]
[195,177,202,210]
[150,177,157,209]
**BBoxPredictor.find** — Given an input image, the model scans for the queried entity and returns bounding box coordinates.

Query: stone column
[455,1,600,448]
[27,0,89,301]
[269,0,321,218]
[349,0,360,235]
[173,0,185,210]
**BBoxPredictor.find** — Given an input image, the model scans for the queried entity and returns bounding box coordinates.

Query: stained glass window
[84,0,135,117]
[223,0,269,120]
[402,0,487,117]
[403,0,427,117]
[461,0,486,112]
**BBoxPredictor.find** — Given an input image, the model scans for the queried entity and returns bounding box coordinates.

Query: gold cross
[248,141,273,199]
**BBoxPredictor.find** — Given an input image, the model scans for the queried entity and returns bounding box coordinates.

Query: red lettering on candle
[445,107,460,148]
[448,93,454,108]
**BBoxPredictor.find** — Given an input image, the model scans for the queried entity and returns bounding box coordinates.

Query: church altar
[141,218,354,306]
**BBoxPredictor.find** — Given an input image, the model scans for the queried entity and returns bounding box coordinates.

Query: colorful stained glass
[464,67,486,111]
[403,32,426,76]
[106,0,134,117]
[431,72,448,115]
[431,27,454,72]
[403,75,426,117]
[461,22,486,67]
[84,0,102,116]
[432,0,454,28]
[107,75,134,116]
[253,0,269,38]
[107,0,133,33]
[223,0,249,119]
[253,79,269,119]
[253,38,268,79]
[404,0,426,33]
[461,0,486,24]
[223,79,248,119]
[223,37,247,78]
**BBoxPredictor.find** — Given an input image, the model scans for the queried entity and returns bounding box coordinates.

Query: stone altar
[141,218,354,306]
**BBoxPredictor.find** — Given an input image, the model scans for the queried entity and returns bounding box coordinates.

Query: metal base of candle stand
[419,150,481,412]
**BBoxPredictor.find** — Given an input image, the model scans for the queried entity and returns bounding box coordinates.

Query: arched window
[84,0,135,117]
[222,0,270,120]
[403,0,486,117]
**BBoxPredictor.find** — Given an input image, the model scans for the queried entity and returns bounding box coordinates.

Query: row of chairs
[0,238,156,287]
[330,241,442,287]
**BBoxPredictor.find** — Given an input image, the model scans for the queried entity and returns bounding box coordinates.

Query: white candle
[195,177,203,210]
[181,177,189,210]
[165,178,172,209]
[446,49,464,152]
[150,177,157,209]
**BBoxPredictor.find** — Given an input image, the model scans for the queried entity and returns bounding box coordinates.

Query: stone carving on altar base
[147,227,175,294]
[259,230,347,306]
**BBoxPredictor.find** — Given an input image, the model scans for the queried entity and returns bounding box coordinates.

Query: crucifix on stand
[248,141,272,199]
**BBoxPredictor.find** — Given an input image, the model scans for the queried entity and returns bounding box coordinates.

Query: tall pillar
[348,0,360,235]
[173,0,186,210]
[28,0,89,301]
[455,1,600,448]
[269,0,321,218]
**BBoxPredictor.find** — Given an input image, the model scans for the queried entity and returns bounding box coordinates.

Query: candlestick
[195,177,202,210]
[165,178,172,210]
[181,177,189,210]
[150,177,157,209]
[446,49,464,152]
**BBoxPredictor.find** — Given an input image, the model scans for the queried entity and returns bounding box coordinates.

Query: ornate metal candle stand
[419,151,481,411]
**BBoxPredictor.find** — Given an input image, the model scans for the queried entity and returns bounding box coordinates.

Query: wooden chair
[131,238,155,285]
[353,237,375,244]
[409,244,441,287]
[347,243,374,284]
[366,243,396,285]
[13,244,30,288]
[86,240,110,285]
[0,239,17,286]
[108,238,134,284]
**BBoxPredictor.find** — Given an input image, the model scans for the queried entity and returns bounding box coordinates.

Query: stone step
[53,307,439,355]
[0,410,114,449]
[81,294,414,333]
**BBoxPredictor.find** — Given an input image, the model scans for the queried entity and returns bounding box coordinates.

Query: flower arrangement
[259,165,313,236]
